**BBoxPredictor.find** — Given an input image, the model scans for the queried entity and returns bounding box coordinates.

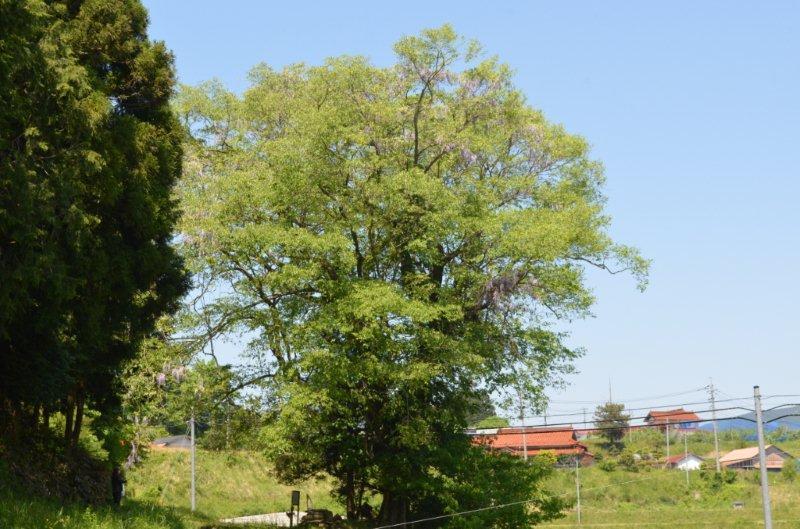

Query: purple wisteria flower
[460,148,478,165]
[172,366,186,382]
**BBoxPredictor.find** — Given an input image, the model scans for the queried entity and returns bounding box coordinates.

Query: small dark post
[288,490,300,527]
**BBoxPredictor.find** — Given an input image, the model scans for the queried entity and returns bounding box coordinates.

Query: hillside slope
[0,459,201,529]
[128,447,800,528]
[4,443,799,528]
[126,449,341,520]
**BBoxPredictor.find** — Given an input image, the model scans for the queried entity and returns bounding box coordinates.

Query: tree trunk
[345,470,357,520]
[31,403,41,428]
[356,479,366,521]
[63,395,74,444]
[379,491,407,524]
[71,389,85,447]
[8,400,22,438]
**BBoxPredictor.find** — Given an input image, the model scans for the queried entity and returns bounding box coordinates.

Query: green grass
[540,430,800,527]
[4,437,800,528]
[540,463,800,527]
[125,446,800,528]
[126,448,341,520]
[0,446,337,529]
[0,473,203,529]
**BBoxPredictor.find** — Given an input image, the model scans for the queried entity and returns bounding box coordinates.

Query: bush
[472,416,510,429]
[783,458,797,481]
[699,467,737,492]
[412,447,569,528]
[618,451,639,472]
[598,459,618,472]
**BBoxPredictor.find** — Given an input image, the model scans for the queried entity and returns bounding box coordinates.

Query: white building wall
[676,456,703,470]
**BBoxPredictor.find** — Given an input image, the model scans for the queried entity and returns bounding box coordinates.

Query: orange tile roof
[645,408,700,425]
[471,427,589,457]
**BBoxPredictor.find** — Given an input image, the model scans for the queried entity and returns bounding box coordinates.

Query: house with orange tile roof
[644,408,701,432]
[468,426,594,466]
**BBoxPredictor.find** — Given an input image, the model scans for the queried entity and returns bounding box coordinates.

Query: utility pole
[518,390,528,462]
[575,457,582,525]
[754,386,773,529]
[582,408,587,428]
[684,432,690,486]
[708,379,721,473]
[666,418,670,461]
[190,413,196,512]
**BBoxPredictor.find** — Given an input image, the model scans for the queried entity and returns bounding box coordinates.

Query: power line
[371,475,673,529]
[763,402,800,412]
[540,387,800,415]
[504,406,754,430]
[546,520,800,527]
[547,387,708,406]
[501,410,800,433]
[371,472,687,529]
[519,395,759,421]
[504,401,800,431]
[518,394,800,423]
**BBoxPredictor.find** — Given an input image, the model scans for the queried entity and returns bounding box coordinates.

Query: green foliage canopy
[594,402,631,451]
[0,0,187,441]
[176,25,646,525]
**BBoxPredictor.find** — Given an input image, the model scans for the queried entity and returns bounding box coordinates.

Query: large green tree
[177,26,647,525]
[0,0,187,444]
[594,402,631,452]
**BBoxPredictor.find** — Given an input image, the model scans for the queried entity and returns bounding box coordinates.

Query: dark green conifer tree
[0,0,187,443]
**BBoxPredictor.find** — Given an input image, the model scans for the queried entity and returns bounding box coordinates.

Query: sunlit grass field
[126,448,340,520]
[126,445,800,528]
[4,437,799,528]
[542,465,800,528]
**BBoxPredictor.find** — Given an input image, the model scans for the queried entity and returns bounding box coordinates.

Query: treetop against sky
[143,0,800,407]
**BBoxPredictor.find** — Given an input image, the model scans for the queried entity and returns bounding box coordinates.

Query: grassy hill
[0,459,200,529]
[126,449,340,520]
[3,433,799,528]
[121,442,800,527]
[541,430,800,527]
[543,464,800,528]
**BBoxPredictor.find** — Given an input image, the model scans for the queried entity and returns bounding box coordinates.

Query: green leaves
[594,402,632,451]
[177,25,647,525]
[0,0,187,440]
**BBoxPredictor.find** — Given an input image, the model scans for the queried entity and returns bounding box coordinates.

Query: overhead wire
[521,395,760,421]
[548,509,800,527]
[546,387,709,406]
[500,408,800,432]
[371,470,689,529]
[502,406,754,430]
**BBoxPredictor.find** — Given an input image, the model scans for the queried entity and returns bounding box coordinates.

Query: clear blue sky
[142,1,799,416]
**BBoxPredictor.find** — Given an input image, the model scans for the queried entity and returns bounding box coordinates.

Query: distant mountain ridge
[699,405,800,432]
